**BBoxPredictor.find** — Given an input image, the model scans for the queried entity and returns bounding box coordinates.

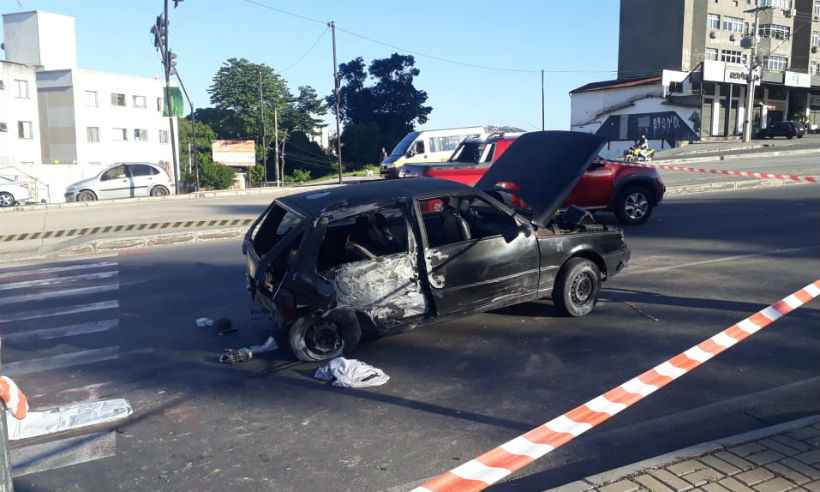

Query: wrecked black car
[243,131,630,362]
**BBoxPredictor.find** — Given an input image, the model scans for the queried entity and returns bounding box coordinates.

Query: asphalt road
[657,153,820,187]
[0,185,818,492]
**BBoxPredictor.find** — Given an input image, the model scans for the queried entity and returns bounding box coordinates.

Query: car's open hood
[475,131,604,227]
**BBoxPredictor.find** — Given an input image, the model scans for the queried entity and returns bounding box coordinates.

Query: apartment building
[613,0,820,137]
[0,60,41,166]
[1,10,179,177]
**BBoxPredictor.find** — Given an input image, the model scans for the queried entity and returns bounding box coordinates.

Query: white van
[381,126,492,178]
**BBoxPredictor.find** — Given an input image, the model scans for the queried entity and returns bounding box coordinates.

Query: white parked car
[0,176,31,208]
[64,163,173,202]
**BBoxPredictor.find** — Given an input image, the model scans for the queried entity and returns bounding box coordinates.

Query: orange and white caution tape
[615,160,819,183]
[0,376,29,420]
[413,279,820,492]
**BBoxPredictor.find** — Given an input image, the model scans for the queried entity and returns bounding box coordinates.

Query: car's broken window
[252,203,303,256]
[420,195,517,247]
[317,207,409,271]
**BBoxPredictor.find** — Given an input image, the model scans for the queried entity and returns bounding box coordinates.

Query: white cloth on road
[314,357,390,388]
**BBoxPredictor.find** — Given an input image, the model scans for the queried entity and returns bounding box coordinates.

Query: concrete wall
[0,61,42,166]
[0,163,101,203]
[618,0,686,79]
[571,84,664,128]
[1,11,77,70]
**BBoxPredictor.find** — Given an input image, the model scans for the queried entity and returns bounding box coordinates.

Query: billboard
[212,140,256,168]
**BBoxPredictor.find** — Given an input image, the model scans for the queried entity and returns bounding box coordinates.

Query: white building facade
[0,60,42,166]
[1,10,179,184]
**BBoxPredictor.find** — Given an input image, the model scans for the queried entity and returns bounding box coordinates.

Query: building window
[723,16,745,33]
[759,24,791,40]
[14,80,29,99]
[763,55,788,71]
[0,81,5,90]
[707,14,721,30]
[85,91,98,107]
[721,49,745,64]
[812,62,820,75]
[111,93,127,107]
[705,48,720,61]
[815,0,820,17]
[159,129,169,143]
[156,97,163,112]
[759,0,790,8]
[0,122,7,133]
[112,128,128,141]
[18,121,33,139]
[87,127,100,143]
[813,31,820,47]
[134,129,149,142]
[133,95,147,108]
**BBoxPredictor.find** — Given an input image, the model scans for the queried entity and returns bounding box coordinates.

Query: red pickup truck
[401,134,666,225]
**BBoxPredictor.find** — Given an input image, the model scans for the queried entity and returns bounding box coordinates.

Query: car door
[97,165,132,200]
[417,193,540,316]
[127,164,154,197]
[564,160,615,208]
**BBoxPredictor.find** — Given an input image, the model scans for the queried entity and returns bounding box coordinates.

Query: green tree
[283,131,334,178]
[327,53,432,167]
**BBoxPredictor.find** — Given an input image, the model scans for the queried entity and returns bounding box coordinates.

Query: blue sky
[2,0,621,131]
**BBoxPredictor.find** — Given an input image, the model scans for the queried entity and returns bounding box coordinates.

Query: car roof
[277,178,471,217]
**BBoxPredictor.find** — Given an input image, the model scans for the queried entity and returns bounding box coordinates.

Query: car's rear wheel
[0,192,15,208]
[288,314,360,362]
[615,185,654,225]
[77,190,97,202]
[150,185,170,197]
[553,258,601,317]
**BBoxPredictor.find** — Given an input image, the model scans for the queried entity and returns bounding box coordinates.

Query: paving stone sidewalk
[547,417,820,492]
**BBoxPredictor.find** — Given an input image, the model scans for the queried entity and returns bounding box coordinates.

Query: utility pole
[329,20,343,184]
[259,70,268,185]
[743,5,769,143]
[163,0,180,193]
[273,105,280,186]
[540,69,545,131]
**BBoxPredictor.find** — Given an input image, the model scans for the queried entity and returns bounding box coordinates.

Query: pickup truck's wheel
[615,185,653,225]
[553,258,601,317]
[288,314,361,362]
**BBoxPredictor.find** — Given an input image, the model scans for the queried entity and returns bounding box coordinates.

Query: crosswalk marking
[4,346,121,377]
[0,300,119,324]
[2,320,119,343]
[0,261,118,281]
[0,283,119,306]
[0,271,119,291]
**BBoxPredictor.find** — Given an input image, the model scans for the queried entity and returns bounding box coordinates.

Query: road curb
[0,227,247,264]
[654,147,820,165]
[544,415,820,492]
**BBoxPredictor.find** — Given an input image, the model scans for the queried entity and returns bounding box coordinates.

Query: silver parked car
[0,176,32,207]
[64,163,173,202]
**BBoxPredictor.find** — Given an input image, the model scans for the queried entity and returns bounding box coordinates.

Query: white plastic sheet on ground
[314,357,390,388]
[6,398,133,441]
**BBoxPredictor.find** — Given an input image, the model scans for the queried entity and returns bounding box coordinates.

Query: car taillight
[495,181,520,191]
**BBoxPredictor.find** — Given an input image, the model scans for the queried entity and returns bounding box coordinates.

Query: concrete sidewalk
[547,417,820,492]
[654,135,820,164]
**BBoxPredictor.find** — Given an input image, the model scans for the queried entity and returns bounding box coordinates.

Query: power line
[238,0,619,75]
[281,27,329,73]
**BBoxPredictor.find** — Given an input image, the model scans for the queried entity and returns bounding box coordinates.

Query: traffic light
[150,15,166,52]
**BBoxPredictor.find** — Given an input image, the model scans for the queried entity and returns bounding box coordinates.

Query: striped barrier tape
[0,218,255,243]
[615,160,819,183]
[412,279,820,492]
[0,376,29,420]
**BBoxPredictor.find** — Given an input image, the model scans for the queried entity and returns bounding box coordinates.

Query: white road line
[0,261,118,281]
[3,346,121,376]
[2,319,119,343]
[0,271,119,291]
[0,300,119,324]
[0,283,119,306]
[624,245,820,276]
